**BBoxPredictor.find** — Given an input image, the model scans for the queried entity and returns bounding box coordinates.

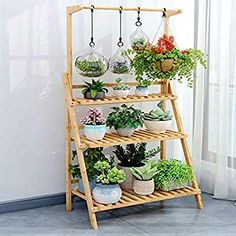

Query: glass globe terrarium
[130,26,149,52]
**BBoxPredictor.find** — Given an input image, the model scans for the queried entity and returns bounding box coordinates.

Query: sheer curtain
[193,0,236,200]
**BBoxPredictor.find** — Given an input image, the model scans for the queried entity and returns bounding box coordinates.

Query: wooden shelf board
[72,187,201,213]
[71,93,177,106]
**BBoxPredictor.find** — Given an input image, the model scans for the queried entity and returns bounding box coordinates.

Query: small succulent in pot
[92,160,126,204]
[135,78,153,97]
[143,102,172,133]
[80,108,106,141]
[112,78,130,98]
[130,161,158,195]
[106,104,143,137]
[82,79,108,99]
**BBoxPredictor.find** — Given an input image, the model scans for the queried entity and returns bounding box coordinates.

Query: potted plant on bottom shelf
[113,143,160,189]
[112,78,131,98]
[92,160,126,204]
[153,159,193,191]
[82,79,108,99]
[69,148,107,193]
[106,104,143,137]
[130,161,158,195]
[143,102,172,133]
[80,108,106,141]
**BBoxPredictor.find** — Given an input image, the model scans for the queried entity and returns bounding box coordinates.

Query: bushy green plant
[94,160,126,185]
[113,78,130,90]
[82,79,108,98]
[113,143,160,167]
[153,159,194,191]
[130,161,158,181]
[106,104,143,129]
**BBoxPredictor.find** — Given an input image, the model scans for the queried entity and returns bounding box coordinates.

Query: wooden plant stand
[63,5,203,230]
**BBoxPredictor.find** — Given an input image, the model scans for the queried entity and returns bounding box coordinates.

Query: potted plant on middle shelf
[112,78,131,98]
[80,107,106,141]
[143,102,172,133]
[113,143,160,189]
[92,160,126,204]
[106,104,143,137]
[135,77,153,97]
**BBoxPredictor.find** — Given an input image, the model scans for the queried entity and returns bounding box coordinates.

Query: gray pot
[117,165,134,190]
[84,91,105,99]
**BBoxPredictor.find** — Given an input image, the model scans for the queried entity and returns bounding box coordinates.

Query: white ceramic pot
[135,86,150,96]
[116,128,135,137]
[84,124,106,141]
[92,184,122,204]
[113,89,130,98]
[144,120,172,133]
[133,179,155,195]
[117,165,134,190]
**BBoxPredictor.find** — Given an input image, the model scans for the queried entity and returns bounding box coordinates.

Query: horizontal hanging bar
[67,5,183,17]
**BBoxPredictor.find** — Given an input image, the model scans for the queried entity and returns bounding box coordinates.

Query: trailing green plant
[153,159,194,191]
[113,143,160,167]
[82,79,108,98]
[94,160,126,185]
[130,161,158,181]
[113,78,130,90]
[144,102,172,121]
[69,148,107,181]
[106,104,143,130]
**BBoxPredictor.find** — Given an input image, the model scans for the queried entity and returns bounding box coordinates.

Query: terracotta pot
[156,59,174,72]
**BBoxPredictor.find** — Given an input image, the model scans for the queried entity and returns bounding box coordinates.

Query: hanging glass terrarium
[109,7,132,74]
[130,8,149,52]
[74,6,108,77]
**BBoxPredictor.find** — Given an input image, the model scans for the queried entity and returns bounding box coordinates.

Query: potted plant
[143,102,172,133]
[82,79,108,99]
[92,160,126,204]
[130,161,158,195]
[112,78,131,98]
[126,34,207,87]
[134,78,153,96]
[153,159,193,191]
[106,104,143,137]
[113,143,160,189]
[80,108,106,141]
[69,148,107,193]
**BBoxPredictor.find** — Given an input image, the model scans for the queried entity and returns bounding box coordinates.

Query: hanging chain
[89,5,95,48]
[117,6,124,47]
[135,7,142,26]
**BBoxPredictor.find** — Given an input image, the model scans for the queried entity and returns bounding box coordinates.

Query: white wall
[0,0,194,202]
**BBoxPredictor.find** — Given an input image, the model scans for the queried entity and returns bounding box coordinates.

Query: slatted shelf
[72,187,201,213]
[75,130,186,149]
[71,93,177,106]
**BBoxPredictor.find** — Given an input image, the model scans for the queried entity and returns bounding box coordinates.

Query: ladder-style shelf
[63,5,203,230]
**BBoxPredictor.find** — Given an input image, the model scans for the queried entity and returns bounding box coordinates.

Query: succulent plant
[82,79,108,98]
[113,78,130,90]
[80,108,106,125]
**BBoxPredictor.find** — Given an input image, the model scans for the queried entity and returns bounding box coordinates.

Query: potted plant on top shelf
[92,160,126,204]
[106,104,143,137]
[112,78,131,98]
[80,107,106,141]
[113,143,160,189]
[143,102,172,133]
[82,79,108,99]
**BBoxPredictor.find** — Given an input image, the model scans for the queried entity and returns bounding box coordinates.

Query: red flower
[181,50,189,54]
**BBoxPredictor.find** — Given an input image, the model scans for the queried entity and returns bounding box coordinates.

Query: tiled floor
[0,193,235,236]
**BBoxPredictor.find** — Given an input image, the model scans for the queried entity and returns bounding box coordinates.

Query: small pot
[135,86,150,96]
[78,177,96,193]
[144,119,172,133]
[92,184,122,204]
[116,128,135,137]
[156,59,174,72]
[113,89,130,98]
[84,91,105,99]
[133,179,155,195]
[117,165,134,190]
[84,124,106,141]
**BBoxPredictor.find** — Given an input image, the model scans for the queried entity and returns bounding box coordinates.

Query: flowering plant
[80,108,106,125]
[126,34,207,87]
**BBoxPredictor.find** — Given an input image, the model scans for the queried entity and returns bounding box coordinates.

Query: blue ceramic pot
[84,124,106,141]
[78,177,96,193]
[135,86,150,96]
[92,184,122,204]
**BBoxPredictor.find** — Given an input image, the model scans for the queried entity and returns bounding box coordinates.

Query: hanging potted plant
[112,78,131,98]
[143,102,172,133]
[106,104,143,137]
[92,160,126,204]
[80,108,106,141]
[153,159,193,191]
[113,143,160,189]
[69,148,107,193]
[82,79,108,99]
[130,161,159,195]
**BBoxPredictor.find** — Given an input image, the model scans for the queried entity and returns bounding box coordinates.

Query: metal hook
[135,6,142,26]
[162,8,167,18]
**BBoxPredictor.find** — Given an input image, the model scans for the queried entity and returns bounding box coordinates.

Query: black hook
[89,5,95,47]
[135,7,142,26]
[162,8,166,18]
